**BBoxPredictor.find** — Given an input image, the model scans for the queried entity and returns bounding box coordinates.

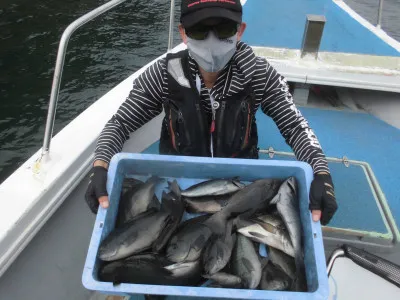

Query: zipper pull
[210,120,215,133]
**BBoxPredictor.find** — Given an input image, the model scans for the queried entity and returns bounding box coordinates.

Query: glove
[309,173,338,225]
[85,166,108,214]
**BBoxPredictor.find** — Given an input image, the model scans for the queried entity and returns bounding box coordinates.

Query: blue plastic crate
[82,153,328,299]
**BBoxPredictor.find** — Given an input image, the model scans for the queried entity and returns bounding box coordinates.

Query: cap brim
[181,8,242,28]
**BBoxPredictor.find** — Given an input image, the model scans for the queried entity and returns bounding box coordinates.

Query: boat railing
[41,0,179,159]
[42,0,131,157]
[168,0,175,51]
[377,0,384,29]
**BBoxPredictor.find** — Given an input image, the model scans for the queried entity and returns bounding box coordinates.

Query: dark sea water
[0,0,399,184]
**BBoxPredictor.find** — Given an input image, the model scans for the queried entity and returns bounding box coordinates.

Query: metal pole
[42,0,129,156]
[168,0,175,51]
[377,0,384,29]
[326,249,345,276]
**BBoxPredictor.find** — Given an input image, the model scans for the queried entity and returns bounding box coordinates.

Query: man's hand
[309,172,338,225]
[85,161,109,214]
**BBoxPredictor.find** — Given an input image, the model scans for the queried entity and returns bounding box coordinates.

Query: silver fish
[166,215,213,263]
[231,234,262,289]
[98,195,179,261]
[119,176,161,225]
[205,178,282,235]
[259,261,292,291]
[203,220,236,275]
[179,178,245,198]
[152,181,185,253]
[184,194,231,214]
[269,247,296,280]
[270,177,305,290]
[237,214,295,257]
[203,272,242,288]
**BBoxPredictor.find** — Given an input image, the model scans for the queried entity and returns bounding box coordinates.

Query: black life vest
[159,50,258,159]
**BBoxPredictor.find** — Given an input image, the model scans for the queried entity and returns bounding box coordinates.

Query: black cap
[180,0,243,28]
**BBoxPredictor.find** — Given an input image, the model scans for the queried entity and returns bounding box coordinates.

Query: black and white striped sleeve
[94,58,167,164]
[260,63,330,174]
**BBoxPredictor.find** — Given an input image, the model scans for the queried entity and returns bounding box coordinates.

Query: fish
[183,194,232,214]
[119,176,161,225]
[178,178,245,198]
[268,247,296,280]
[153,181,185,252]
[204,178,282,235]
[98,254,172,285]
[166,215,213,263]
[203,272,242,288]
[270,177,305,291]
[236,214,295,257]
[231,234,262,289]
[98,194,180,261]
[259,260,292,291]
[99,254,202,286]
[203,220,236,275]
[163,260,202,285]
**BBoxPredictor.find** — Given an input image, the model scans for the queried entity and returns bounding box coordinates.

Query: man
[85,0,337,225]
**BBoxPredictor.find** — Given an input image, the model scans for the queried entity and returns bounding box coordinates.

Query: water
[0,0,399,184]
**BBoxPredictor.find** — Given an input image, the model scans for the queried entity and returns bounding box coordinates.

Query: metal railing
[168,0,176,50]
[42,0,129,156]
[260,147,399,243]
[377,0,384,29]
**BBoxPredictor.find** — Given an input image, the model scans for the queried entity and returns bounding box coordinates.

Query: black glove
[85,166,108,214]
[309,173,338,225]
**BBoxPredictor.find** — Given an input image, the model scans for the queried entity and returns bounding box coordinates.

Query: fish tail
[168,179,181,199]
[203,214,226,236]
[161,191,172,210]
[161,191,185,225]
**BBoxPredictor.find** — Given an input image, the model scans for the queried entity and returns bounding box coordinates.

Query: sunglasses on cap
[185,21,239,40]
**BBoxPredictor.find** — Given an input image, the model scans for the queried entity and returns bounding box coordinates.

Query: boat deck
[242,0,400,56]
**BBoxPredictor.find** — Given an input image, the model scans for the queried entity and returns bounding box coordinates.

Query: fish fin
[168,179,181,199]
[248,231,267,239]
[192,233,208,251]
[152,222,173,253]
[231,177,245,188]
[146,175,162,185]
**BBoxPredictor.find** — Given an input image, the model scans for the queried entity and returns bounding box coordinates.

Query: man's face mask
[185,21,239,73]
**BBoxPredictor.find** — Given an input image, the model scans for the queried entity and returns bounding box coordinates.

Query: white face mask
[186,31,237,73]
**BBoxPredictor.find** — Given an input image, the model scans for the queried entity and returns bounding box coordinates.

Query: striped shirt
[94,42,329,174]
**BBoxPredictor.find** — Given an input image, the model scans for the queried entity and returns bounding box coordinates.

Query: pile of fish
[97,175,307,292]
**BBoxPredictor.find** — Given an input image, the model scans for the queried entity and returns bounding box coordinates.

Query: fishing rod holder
[41,0,129,157]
